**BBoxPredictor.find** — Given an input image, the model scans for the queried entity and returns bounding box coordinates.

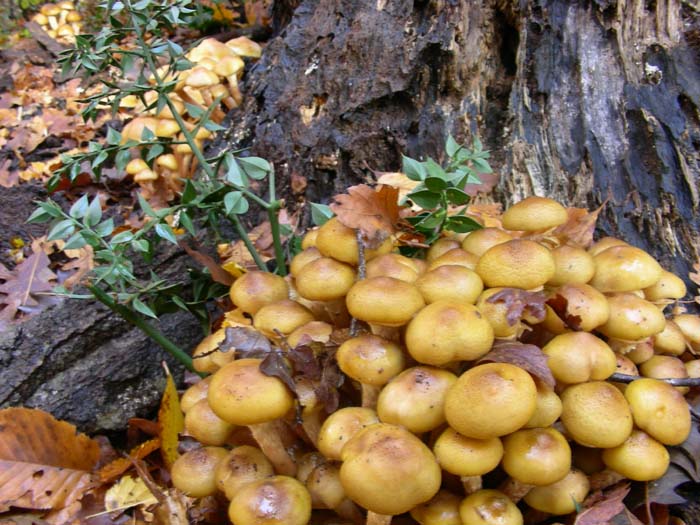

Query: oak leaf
[330,184,401,248]
[479,341,555,389]
[0,248,56,320]
[575,484,630,525]
[552,205,603,248]
[0,408,100,513]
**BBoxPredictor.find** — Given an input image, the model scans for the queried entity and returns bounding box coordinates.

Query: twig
[349,229,367,337]
[609,372,700,387]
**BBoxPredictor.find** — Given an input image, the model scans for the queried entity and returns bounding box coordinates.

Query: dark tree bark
[218,0,700,291]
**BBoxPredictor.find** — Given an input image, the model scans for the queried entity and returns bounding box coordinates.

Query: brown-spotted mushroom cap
[339,423,441,515]
[597,293,666,341]
[476,240,555,290]
[501,427,571,486]
[459,490,523,525]
[228,475,312,525]
[590,245,663,292]
[406,301,494,366]
[444,363,537,439]
[346,276,424,327]
[229,270,289,314]
[336,334,405,387]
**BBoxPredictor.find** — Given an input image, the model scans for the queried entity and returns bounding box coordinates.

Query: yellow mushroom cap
[601,430,670,481]
[156,154,178,171]
[597,293,666,340]
[188,37,238,62]
[126,158,149,175]
[225,36,263,58]
[459,490,523,525]
[215,54,245,78]
[185,66,221,88]
[502,196,568,231]
[523,469,590,515]
[346,277,424,327]
[476,240,555,289]
[590,245,663,292]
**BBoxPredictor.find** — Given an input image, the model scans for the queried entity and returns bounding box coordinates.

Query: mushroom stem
[368,323,401,342]
[361,384,381,409]
[336,499,364,524]
[499,478,534,502]
[461,475,483,495]
[248,421,297,477]
[588,469,625,490]
[366,511,392,525]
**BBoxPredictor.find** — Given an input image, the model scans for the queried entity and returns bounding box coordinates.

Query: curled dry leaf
[478,341,555,389]
[574,483,630,525]
[546,294,584,331]
[98,439,161,483]
[330,184,401,248]
[485,288,547,326]
[0,248,57,321]
[0,407,100,513]
[158,368,184,469]
[222,326,273,355]
[551,205,603,248]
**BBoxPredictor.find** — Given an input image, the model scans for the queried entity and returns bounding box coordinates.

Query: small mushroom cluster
[173,196,700,525]
[119,37,261,200]
[32,1,82,43]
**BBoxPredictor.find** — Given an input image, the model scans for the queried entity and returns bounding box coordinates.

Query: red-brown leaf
[330,184,401,248]
[178,242,233,286]
[546,294,584,331]
[478,341,555,388]
[485,288,547,326]
[0,249,56,320]
[575,484,630,525]
[552,205,604,248]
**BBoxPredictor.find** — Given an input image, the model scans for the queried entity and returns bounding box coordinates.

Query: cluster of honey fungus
[173,196,700,525]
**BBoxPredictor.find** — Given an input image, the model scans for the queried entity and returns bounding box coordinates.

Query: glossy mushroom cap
[444,363,537,439]
[624,378,691,446]
[548,283,610,332]
[459,490,523,525]
[523,469,590,515]
[208,359,295,425]
[547,244,596,285]
[316,217,392,265]
[377,366,457,433]
[644,270,687,301]
[171,446,228,498]
[590,245,663,292]
[230,271,289,314]
[415,265,484,304]
[543,332,616,384]
[524,382,562,428]
[215,446,275,500]
[366,253,422,282]
[433,427,503,477]
[461,228,513,257]
[501,196,568,231]
[501,428,571,486]
[476,240,555,289]
[346,277,425,327]
[602,430,670,481]
[336,334,405,387]
[560,381,633,448]
[597,293,666,340]
[253,299,315,337]
[184,399,235,446]
[228,475,312,525]
[317,407,379,461]
[410,490,462,525]
[406,301,494,365]
[339,423,442,515]
[295,256,356,302]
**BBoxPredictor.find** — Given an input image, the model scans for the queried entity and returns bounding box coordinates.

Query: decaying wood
[216,0,699,292]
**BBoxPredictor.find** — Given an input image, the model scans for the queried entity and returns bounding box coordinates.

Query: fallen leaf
[0,158,18,188]
[575,484,630,525]
[132,459,189,525]
[98,439,162,483]
[61,246,95,290]
[552,205,604,248]
[331,184,402,248]
[485,288,547,326]
[375,171,420,204]
[546,294,584,331]
[0,408,100,513]
[103,476,157,514]
[178,242,233,286]
[222,326,273,355]
[291,172,307,194]
[157,367,183,469]
[465,202,503,228]
[479,341,555,389]
[0,248,57,320]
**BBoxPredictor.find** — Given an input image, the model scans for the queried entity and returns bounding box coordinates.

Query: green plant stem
[89,284,204,377]
[267,201,287,276]
[229,214,267,271]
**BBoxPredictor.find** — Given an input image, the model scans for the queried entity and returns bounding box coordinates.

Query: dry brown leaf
[178,242,233,286]
[485,288,547,327]
[478,341,555,389]
[0,408,100,513]
[552,205,604,248]
[291,172,307,194]
[97,439,161,483]
[330,184,401,248]
[131,459,188,525]
[0,248,56,320]
[61,246,95,289]
[465,202,503,228]
[375,171,420,205]
[575,484,630,525]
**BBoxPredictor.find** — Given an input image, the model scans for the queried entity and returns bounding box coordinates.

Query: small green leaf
[445,187,471,205]
[473,137,483,152]
[85,196,103,227]
[310,202,334,226]
[445,215,482,233]
[115,148,132,171]
[407,190,441,210]
[138,194,156,217]
[224,191,249,215]
[69,195,90,219]
[36,201,64,218]
[63,232,88,250]
[26,208,53,224]
[445,134,460,157]
[424,158,447,180]
[94,218,115,237]
[424,177,448,192]
[146,143,164,162]
[111,230,134,244]
[141,126,156,141]
[203,120,226,132]
[402,155,427,181]
[48,219,75,241]
[184,103,205,119]
[132,297,158,319]
[106,126,122,145]
[171,295,189,311]
[225,155,248,187]
[181,180,197,204]
[472,158,492,173]
[133,239,150,253]
[155,223,178,244]
[238,157,271,180]
[179,212,196,236]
